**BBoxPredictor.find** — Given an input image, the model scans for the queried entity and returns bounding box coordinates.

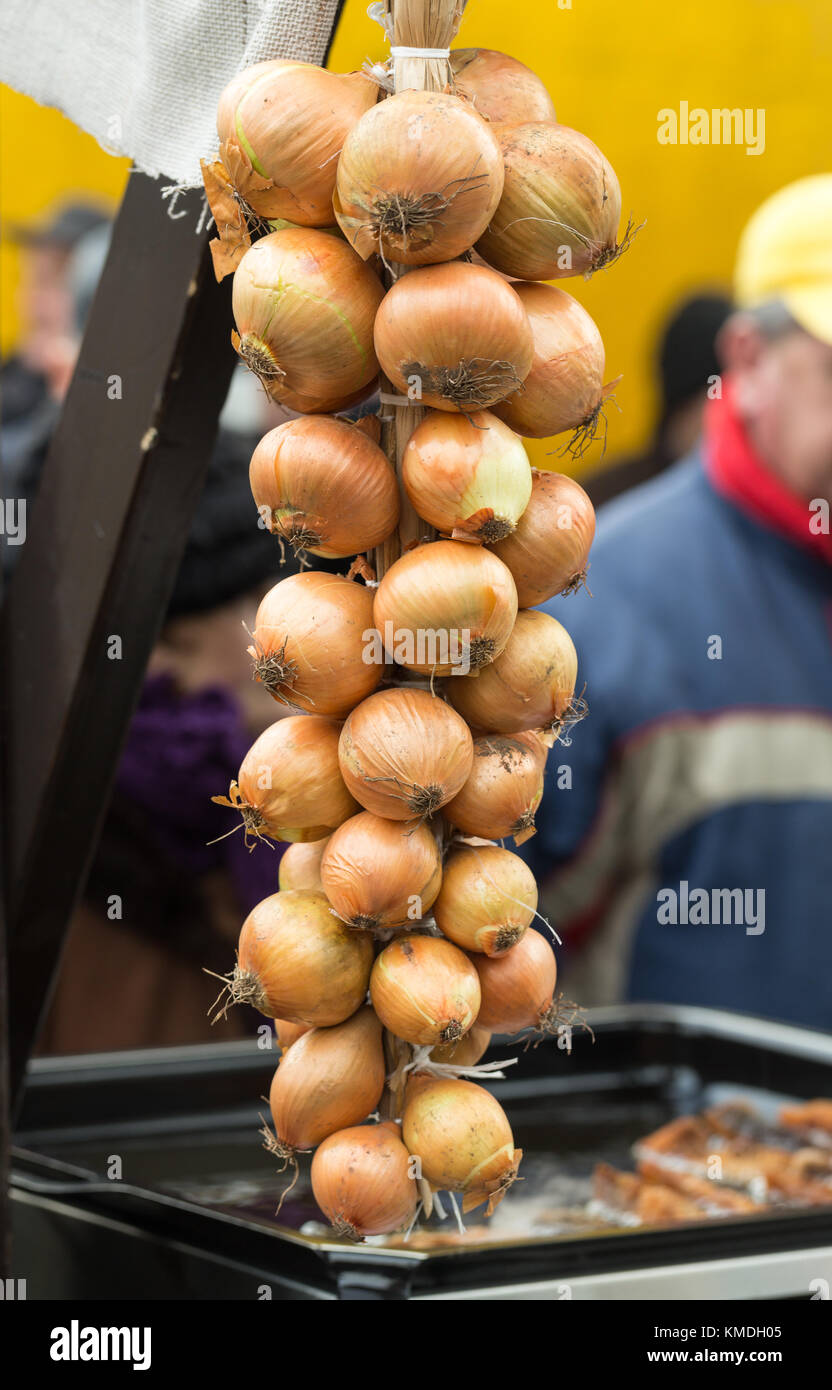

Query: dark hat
[7,201,111,251]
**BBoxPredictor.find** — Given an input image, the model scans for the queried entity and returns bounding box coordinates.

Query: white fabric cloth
[0,0,343,185]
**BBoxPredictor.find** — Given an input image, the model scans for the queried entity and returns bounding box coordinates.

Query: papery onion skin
[434,844,537,956]
[338,688,473,820]
[476,123,623,281]
[402,1075,521,1212]
[237,715,359,842]
[249,572,381,717]
[372,540,518,677]
[275,1018,311,1053]
[430,1023,492,1067]
[373,262,533,412]
[232,229,384,405]
[402,410,532,542]
[472,927,558,1033]
[311,1122,418,1239]
[370,934,481,1046]
[443,732,547,845]
[235,890,373,1025]
[448,609,578,736]
[250,417,400,558]
[450,48,556,126]
[278,838,329,892]
[334,90,504,266]
[321,812,442,931]
[217,61,377,224]
[493,284,606,439]
[268,1006,385,1150]
[491,470,596,607]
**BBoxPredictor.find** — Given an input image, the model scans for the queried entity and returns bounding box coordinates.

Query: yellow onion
[311,1122,418,1239]
[272,380,378,417]
[430,1023,492,1067]
[215,715,358,844]
[248,572,381,717]
[374,262,533,412]
[370,934,481,1046]
[450,48,556,125]
[249,416,399,559]
[403,1076,521,1213]
[448,609,579,737]
[491,471,596,606]
[338,688,473,821]
[402,410,532,542]
[215,889,373,1025]
[476,123,625,281]
[232,228,383,405]
[444,732,547,845]
[434,844,537,956]
[373,540,517,676]
[493,284,607,444]
[277,839,329,892]
[217,60,377,224]
[267,1007,385,1154]
[321,812,442,931]
[473,928,559,1034]
[275,1018,311,1053]
[334,89,503,266]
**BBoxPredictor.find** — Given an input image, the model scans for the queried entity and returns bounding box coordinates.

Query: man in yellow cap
[530,175,832,1028]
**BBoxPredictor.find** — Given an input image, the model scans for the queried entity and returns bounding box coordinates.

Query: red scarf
[704,381,832,565]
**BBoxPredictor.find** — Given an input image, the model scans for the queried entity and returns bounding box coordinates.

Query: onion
[275,1019,311,1053]
[215,715,358,844]
[232,228,383,405]
[250,417,399,558]
[373,540,517,676]
[278,839,329,892]
[248,572,381,717]
[321,812,442,931]
[403,1076,521,1213]
[216,60,377,225]
[370,934,481,1046]
[334,90,504,266]
[491,470,596,605]
[430,1023,491,1067]
[267,1007,385,1154]
[443,732,547,845]
[214,889,373,1025]
[476,123,625,281]
[450,49,556,125]
[374,262,533,412]
[434,844,537,956]
[493,284,607,447]
[448,609,579,737]
[311,1122,418,1239]
[402,410,532,542]
[473,928,559,1034]
[338,688,473,821]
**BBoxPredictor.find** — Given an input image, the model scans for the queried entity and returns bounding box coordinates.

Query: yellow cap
[734,174,832,346]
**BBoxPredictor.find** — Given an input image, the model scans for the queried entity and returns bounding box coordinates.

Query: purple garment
[115,674,283,914]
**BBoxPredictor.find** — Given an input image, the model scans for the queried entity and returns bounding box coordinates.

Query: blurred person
[527,175,832,1030]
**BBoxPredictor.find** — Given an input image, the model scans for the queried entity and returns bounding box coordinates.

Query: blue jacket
[525,454,832,1030]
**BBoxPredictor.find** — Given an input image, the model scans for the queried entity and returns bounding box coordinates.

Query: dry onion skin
[433,844,537,956]
[476,123,625,282]
[370,934,481,1047]
[338,687,473,821]
[493,284,607,447]
[443,732,547,845]
[403,1075,522,1214]
[216,60,377,224]
[430,1023,492,1068]
[311,1122,418,1240]
[214,889,373,1026]
[402,410,532,543]
[491,470,596,606]
[277,839,329,893]
[448,609,579,738]
[248,572,381,717]
[450,48,556,126]
[334,89,504,266]
[232,228,384,405]
[372,540,518,677]
[267,1007,385,1154]
[275,1018,311,1053]
[373,262,533,412]
[473,927,559,1035]
[321,811,442,931]
[249,417,400,559]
